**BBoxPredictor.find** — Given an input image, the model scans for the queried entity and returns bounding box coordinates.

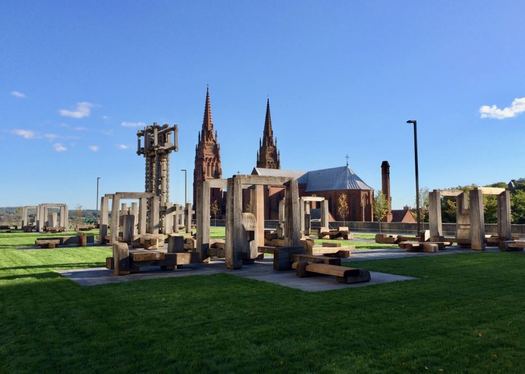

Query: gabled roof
[297,166,373,192]
[252,167,303,178]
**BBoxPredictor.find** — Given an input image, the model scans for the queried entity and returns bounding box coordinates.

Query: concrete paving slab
[57,259,415,291]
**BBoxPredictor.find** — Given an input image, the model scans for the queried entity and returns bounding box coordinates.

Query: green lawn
[210,226,397,250]
[1,232,525,372]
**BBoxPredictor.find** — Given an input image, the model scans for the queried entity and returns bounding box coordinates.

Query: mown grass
[1,232,525,372]
[210,226,397,250]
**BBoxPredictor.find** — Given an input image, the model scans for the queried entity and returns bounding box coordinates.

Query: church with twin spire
[193,87,375,222]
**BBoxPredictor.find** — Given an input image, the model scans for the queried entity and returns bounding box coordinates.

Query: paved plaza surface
[57,247,507,291]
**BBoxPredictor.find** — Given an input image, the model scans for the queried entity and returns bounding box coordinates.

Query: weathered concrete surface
[57,258,415,291]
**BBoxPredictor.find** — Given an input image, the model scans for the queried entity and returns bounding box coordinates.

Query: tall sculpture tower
[193,87,223,210]
[256,99,280,169]
[137,123,178,212]
[381,160,393,222]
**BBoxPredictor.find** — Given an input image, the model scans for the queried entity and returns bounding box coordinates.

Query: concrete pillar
[63,205,69,230]
[225,178,235,269]
[36,205,44,232]
[428,190,443,240]
[285,179,301,247]
[21,207,28,227]
[225,177,243,270]
[58,206,64,227]
[300,198,305,236]
[100,196,110,242]
[43,206,49,227]
[49,212,58,228]
[122,214,135,243]
[131,202,139,236]
[196,182,210,260]
[139,197,148,235]
[497,190,512,246]
[321,200,329,230]
[469,189,485,250]
[163,203,174,235]
[233,176,247,267]
[151,196,160,234]
[251,185,265,252]
[111,194,121,244]
[185,203,192,234]
[456,192,470,245]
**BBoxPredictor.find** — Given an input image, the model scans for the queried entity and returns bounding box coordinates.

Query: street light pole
[181,169,188,206]
[406,120,421,236]
[96,176,101,219]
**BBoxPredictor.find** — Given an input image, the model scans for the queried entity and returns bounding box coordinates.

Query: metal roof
[297,166,373,192]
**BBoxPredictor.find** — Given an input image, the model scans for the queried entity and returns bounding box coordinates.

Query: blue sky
[1,0,524,209]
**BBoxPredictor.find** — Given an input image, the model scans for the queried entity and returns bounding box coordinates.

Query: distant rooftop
[297,166,373,192]
[252,168,304,179]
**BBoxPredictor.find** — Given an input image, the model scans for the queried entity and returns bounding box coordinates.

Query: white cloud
[117,144,129,150]
[480,97,525,119]
[53,143,67,152]
[89,145,99,152]
[11,90,26,99]
[59,102,93,119]
[12,129,35,139]
[121,121,146,128]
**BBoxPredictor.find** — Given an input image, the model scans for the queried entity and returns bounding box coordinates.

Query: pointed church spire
[202,86,214,133]
[256,97,280,169]
[263,98,273,141]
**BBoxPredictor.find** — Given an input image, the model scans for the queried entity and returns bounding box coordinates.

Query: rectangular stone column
[110,194,121,244]
[456,192,470,245]
[285,179,301,247]
[224,178,237,269]
[35,205,42,232]
[251,184,265,252]
[304,202,311,236]
[151,196,160,234]
[58,206,64,228]
[469,189,485,250]
[163,203,174,235]
[100,196,110,242]
[21,207,28,227]
[233,177,247,267]
[299,199,305,236]
[225,177,243,270]
[63,205,69,230]
[196,182,210,260]
[321,200,329,230]
[497,190,512,246]
[139,197,147,235]
[131,202,139,236]
[428,190,443,240]
[49,212,58,228]
[185,203,192,234]
[122,214,135,243]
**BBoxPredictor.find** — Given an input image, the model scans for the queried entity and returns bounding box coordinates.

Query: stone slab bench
[295,262,371,284]
[108,242,199,275]
[503,240,525,251]
[35,239,62,249]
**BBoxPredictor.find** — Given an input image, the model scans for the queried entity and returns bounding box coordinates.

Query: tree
[373,191,389,233]
[210,199,220,227]
[512,190,525,224]
[337,193,349,226]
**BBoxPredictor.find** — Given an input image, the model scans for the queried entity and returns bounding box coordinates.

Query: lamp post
[96,177,101,210]
[406,120,421,236]
[96,176,101,221]
[180,169,188,206]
